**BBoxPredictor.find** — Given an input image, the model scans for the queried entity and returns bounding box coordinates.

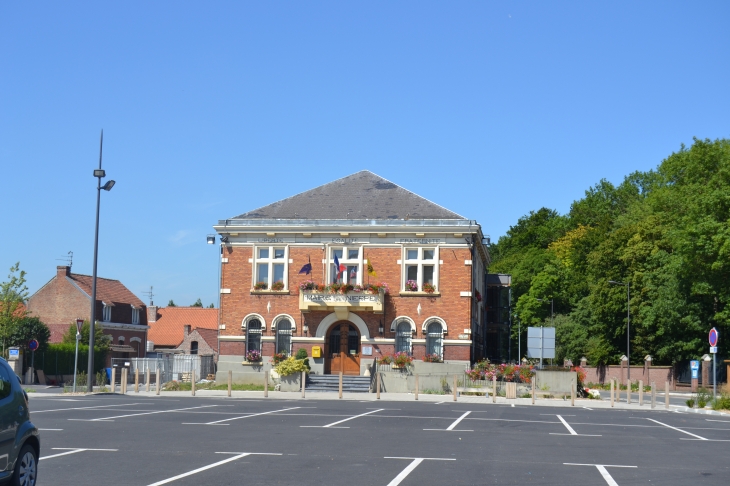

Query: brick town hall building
[214,171,490,382]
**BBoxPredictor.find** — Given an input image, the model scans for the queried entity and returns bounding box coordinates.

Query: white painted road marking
[564,463,636,486]
[301,408,383,428]
[424,411,473,432]
[74,405,219,422]
[40,448,117,461]
[146,452,280,485]
[385,457,455,486]
[647,418,707,440]
[34,403,146,414]
[550,415,601,437]
[191,407,302,425]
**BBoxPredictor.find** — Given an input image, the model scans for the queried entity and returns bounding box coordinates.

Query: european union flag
[298,257,312,275]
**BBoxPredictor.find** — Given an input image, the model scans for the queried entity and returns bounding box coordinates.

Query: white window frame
[253,246,289,290]
[402,247,439,291]
[131,306,140,325]
[102,303,112,322]
[328,246,363,285]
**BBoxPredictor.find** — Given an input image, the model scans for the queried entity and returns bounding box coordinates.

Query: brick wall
[583,365,675,387]
[27,269,91,330]
[177,329,217,357]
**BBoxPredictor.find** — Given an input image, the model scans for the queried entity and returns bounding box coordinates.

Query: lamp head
[206,235,215,244]
[101,180,115,191]
[220,235,229,243]
[93,169,106,178]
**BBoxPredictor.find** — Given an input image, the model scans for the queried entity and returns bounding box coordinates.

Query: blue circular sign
[709,328,719,347]
[28,339,39,351]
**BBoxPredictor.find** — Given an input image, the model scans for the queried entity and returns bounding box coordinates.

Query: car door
[0,364,16,471]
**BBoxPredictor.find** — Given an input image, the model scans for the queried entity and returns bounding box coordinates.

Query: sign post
[74,319,83,393]
[690,360,700,393]
[709,328,719,400]
[28,339,39,385]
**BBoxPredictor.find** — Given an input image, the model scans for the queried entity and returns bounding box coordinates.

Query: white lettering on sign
[258,238,284,243]
[331,238,358,244]
[399,238,442,244]
[302,293,380,303]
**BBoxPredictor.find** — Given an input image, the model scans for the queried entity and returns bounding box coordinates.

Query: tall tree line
[490,138,730,366]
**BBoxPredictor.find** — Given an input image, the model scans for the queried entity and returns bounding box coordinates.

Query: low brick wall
[583,364,674,388]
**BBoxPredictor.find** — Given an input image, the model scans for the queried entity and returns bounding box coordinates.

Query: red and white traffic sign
[76,318,84,334]
[709,327,719,347]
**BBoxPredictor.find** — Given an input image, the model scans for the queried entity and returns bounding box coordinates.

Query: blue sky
[2,2,729,309]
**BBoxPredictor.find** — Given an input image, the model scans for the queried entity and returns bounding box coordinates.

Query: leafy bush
[711,393,730,411]
[272,352,288,365]
[245,350,262,362]
[274,357,309,377]
[295,348,308,359]
[686,398,695,408]
[377,355,393,365]
[393,352,414,367]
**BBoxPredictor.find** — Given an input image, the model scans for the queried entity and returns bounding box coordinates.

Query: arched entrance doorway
[325,321,360,375]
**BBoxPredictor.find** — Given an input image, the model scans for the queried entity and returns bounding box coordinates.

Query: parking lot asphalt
[28,393,730,485]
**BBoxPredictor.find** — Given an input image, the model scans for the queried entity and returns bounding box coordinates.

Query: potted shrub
[272,351,288,365]
[422,353,442,363]
[253,282,268,291]
[404,280,418,292]
[271,281,285,291]
[377,355,393,365]
[422,283,436,294]
[299,280,318,291]
[392,351,413,368]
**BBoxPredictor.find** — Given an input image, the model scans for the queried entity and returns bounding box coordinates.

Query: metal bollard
[639,380,644,406]
[665,381,669,409]
[376,372,381,399]
[111,368,116,394]
[192,369,196,396]
[414,374,418,401]
[339,371,343,399]
[135,368,139,393]
[610,380,614,407]
[156,369,161,395]
[492,375,497,404]
[146,368,150,392]
[301,371,306,398]
[453,374,458,402]
[264,370,268,398]
[531,376,535,405]
[571,379,575,406]
[651,382,656,409]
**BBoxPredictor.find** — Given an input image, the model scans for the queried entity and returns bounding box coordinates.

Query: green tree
[167,300,176,307]
[0,263,29,354]
[62,320,110,351]
[191,298,203,307]
[6,317,50,354]
[208,303,215,308]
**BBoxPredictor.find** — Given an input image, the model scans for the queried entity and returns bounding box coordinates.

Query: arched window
[190,341,199,355]
[247,319,262,354]
[395,321,412,355]
[276,319,292,355]
[426,321,443,358]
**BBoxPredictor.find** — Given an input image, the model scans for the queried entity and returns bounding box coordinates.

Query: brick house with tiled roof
[27,266,148,364]
[213,171,490,383]
[147,306,218,357]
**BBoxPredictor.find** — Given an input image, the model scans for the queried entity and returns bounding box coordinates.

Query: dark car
[0,359,39,486]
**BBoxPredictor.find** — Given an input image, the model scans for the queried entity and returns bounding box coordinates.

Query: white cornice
[98,322,149,331]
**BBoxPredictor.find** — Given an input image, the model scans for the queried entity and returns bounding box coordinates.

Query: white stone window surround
[242,313,265,354]
[327,246,363,285]
[102,302,112,322]
[389,316,416,333]
[401,246,439,291]
[253,246,289,290]
[420,316,447,333]
[271,314,297,332]
[241,313,267,331]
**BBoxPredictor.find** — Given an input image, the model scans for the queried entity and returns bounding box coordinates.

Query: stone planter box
[278,374,302,392]
[535,370,577,394]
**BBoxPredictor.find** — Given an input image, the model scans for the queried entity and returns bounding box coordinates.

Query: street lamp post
[87,131,115,393]
[609,280,630,380]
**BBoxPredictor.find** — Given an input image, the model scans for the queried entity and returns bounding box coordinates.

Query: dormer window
[102,303,112,322]
[131,306,140,325]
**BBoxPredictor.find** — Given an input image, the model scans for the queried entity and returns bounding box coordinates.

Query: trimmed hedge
[38,343,107,376]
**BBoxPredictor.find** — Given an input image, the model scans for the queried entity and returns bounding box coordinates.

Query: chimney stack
[57,266,70,278]
[147,305,159,323]
[184,325,191,337]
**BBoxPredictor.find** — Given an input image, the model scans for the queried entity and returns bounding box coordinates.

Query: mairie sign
[299,291,384,314]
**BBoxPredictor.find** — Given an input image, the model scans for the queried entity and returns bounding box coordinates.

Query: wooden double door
[325,322,361,375]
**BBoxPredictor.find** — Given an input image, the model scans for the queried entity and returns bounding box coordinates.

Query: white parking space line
[646,418,707,440]
[40,448,117,461]
[706,419,730,423]
[385,457,455,486]
[565,463,636,486]
[38,429,63,431]
[33,403,147,413]
[146,452,280,486]
[301,408,384,428]
[550,415,601,437]
[69,405,218,422]
[424,411,473,432]
[190,407,302,425]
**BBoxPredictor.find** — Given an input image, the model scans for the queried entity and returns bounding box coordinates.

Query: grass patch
[23,388,36,393]
[163,381,267,392]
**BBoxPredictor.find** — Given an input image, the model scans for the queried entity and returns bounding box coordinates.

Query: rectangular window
[102,304,111,322]
[401,247,439,292]
[329,247,363,284]
[131,307,140,325]
[253,246,288,290]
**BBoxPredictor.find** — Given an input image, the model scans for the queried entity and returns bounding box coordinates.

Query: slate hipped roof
[232,171,465,221]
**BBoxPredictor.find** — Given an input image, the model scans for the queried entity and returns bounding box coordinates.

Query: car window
[0,365,13,400]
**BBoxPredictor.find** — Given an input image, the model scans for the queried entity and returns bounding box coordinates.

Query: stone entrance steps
[306,374,371,393]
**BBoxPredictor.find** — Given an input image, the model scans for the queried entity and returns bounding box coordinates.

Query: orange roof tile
[148,307,218,347]
[68,273,145,307]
